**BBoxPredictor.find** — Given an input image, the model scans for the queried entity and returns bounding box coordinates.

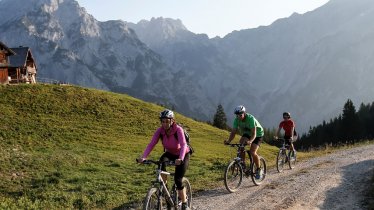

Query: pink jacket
[142,123,190,160]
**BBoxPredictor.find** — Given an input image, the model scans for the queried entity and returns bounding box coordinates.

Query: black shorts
[284,136,293,145]
[159,152,190,190]
[242,133,263,146]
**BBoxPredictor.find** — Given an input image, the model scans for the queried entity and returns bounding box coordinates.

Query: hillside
[0,84,278,209]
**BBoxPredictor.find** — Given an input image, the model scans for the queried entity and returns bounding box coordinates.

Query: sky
[76,0,330,38]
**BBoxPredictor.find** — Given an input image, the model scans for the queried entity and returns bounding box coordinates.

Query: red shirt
[279,119,295,137]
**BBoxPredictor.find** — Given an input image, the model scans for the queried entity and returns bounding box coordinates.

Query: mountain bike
[224,143,267,193]
[276,138,297,172]
[141,159,192,210]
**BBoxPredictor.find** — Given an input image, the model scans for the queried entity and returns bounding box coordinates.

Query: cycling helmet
[234,105,246,114]
[283,112,291,118]
[159,109,174,119]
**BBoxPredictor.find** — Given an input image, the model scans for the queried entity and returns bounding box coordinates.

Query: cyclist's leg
[175,153,190,203]
[159,152,174,183]
[239,134,251,164]
[284,137,295,155]
[287,136,295,151]
[290,143,295,152]
[250,137,262,169]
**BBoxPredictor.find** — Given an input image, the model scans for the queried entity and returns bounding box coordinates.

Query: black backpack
[160,123,194,155]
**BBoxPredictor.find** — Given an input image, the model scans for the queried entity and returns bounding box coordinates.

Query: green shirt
[233,113,264,137]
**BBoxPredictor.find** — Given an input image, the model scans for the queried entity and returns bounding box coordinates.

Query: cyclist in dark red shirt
[276,112,296,153]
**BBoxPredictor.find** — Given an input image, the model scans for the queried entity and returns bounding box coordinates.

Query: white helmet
[159,109,174,119]
[234,105,246,115]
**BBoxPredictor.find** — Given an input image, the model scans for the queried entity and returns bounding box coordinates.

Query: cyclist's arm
[247,127,256,144]
[176,126,187,161]
[141,128,162,159]
[290,120,295,139]
[275,127,281,139]
[225,128,237,144]
[291,126,295,140]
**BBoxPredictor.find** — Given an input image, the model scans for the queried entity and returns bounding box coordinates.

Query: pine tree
[341,99,360,142]
[213,104,227,129]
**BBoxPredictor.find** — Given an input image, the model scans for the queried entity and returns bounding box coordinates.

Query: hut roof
[0,41,16,55]
[9,46,37,68]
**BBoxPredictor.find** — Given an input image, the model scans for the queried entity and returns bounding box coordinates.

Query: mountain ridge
[2,0,374,132]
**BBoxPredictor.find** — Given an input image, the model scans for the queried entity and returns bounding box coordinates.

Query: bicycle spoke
[224,161,243,193]
[143,188,162,210]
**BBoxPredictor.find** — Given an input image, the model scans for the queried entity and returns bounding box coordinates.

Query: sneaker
[255,168,262,179]
[181,202,190,210]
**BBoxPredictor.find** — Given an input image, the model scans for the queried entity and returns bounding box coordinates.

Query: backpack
[160,123,194,155]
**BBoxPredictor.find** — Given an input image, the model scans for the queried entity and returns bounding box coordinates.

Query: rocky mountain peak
[138,17,188,36]
[127,17,194,48]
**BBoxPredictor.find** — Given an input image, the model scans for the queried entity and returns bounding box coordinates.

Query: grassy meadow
[0,84,314,209]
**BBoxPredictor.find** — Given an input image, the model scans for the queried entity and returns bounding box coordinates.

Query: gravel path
[192,144,374,210]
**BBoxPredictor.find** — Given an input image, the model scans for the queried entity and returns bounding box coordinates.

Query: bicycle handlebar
[225,143,248,147]
[140,159,176,166]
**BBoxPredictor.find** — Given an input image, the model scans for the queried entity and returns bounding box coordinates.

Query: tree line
[295,99,374,150]
[212,99,374,150]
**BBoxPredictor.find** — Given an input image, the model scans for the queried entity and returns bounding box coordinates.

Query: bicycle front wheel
[276,150,287,173]
[224,160,243,193]
[143,187,162,210]
[251,156,267,186]
[288,150,297,169]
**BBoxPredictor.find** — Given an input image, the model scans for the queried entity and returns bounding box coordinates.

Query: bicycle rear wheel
[224,160,243,193]
[184,178,192,208]
[251,156,266,186]
[143,187,163,210]
[276,150,287,173]
[171,177,192,209]
[288,150,297,169]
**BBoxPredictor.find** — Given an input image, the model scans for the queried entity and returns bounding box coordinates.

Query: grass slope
[0,84,280,209]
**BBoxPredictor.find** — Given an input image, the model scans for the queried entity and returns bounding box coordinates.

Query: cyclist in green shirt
[224,105,264,179]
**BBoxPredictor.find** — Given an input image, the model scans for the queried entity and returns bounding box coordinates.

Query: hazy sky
[76,0,330,38]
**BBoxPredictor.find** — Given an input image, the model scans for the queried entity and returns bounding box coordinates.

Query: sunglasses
[161,119,171,124]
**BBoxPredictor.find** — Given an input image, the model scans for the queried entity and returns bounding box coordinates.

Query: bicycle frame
[276,138,297,172]
[224,143,267,192]
[278,138,293,156]
[144,160,177,208]
[229,144,255,175]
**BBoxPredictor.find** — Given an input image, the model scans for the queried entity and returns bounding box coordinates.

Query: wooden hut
[0,41,16,85]
[8,46,38,84]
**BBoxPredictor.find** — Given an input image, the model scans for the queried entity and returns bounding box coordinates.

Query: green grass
[0,84,297,209]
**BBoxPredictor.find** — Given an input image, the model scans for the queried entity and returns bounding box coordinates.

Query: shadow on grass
[321,159,374,210]
[113,202,141,210]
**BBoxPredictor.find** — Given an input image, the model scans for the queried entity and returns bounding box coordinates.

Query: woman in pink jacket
[137,109,190,210]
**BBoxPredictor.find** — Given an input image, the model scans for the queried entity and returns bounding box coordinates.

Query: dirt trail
[192,144,374,210]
